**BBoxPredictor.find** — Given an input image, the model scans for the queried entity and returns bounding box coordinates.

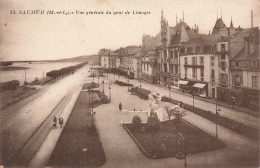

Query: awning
[178,80,189,85]
[193,83,206,89]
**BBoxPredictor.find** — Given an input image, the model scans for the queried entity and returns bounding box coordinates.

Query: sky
[0,0,259,61]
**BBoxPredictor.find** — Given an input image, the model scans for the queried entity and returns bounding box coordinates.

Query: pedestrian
[180,101,183,107]
[134,108,135,111]
[119,102,122,111]
[59,117,64,128]
[53,116,57,128]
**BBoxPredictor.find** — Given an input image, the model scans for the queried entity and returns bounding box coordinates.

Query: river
[0,62,81,85]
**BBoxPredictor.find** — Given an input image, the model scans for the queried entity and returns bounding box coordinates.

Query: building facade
[219,27,259,110]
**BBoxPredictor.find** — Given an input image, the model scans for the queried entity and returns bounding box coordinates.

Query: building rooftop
[184,34,221,47]
[169,21,199,44]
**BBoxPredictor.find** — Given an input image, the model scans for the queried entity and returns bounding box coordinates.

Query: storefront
[192,83,208,97]
[241,88,259,111]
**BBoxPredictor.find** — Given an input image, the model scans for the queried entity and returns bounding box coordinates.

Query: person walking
[58,117,64,128]
[53,116,57,128]
[119,102,122,111]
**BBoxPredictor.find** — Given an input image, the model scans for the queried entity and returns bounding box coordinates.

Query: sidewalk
[107,75,259,129]
[28,87,82,167]
[138,78,258,117]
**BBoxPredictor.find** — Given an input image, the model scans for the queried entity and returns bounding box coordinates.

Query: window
[221,53,225,60]
[211,46,215,52]
[252,61,257,68]
[175,66,178,74]
[185,68,187,78]
[185,57,187,64]
[201,68,204,77]
[221,62,226,71]
[236,61,239,67]
[147,64,149,71]
[211,69,215,78]
[211,56,215,66]
[192,68,197,78]
[163,50,167,60]
[252,76,258,88]
[192,57,196,65]
[221,44,225,50]
[221,74,227,84]
[169,51,173,59]
[200,57,204,65]
[233,75,242,86]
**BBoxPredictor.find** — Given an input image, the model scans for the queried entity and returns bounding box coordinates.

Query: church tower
[229,17,235,36]
[161,10,168,47]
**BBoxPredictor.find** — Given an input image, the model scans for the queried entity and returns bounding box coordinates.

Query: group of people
[53,116,64,128]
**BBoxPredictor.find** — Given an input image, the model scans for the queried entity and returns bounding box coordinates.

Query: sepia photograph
[0,0,259,167]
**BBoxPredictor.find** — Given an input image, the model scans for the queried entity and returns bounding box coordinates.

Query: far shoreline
[0,66,30,71]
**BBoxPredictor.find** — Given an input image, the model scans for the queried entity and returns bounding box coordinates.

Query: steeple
[183,11,184,22]
[176,15,178,25]
[230,17,234,28]
[221,8,222,19]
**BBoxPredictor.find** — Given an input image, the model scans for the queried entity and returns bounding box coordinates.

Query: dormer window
[236,61,239,67]
[211,46,215,52]
[252,61,257,68]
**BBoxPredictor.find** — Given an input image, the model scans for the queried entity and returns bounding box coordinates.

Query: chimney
[209,30,211,35]
[251,10,253,28]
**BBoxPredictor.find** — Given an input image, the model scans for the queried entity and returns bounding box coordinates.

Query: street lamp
[176,132,188,168]
[192,91,195,112]
[109,82,111,101]
[128,79,130,91]
[215,95,221,139]
[88,91,94,113]
[168,84,171,99]
[102,80,104,93]
[139,80,142,92]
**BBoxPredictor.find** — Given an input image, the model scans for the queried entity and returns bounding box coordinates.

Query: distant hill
[58,55,96,62]
[0,55,99,63]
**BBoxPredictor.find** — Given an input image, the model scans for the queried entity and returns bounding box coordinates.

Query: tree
[132,115,142,125]
[164,106,172,121]
[164,105,186,130]
[147,112,160,132]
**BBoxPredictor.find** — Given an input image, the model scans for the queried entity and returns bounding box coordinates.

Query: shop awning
[178,80,189,85]
[193,83,206,89]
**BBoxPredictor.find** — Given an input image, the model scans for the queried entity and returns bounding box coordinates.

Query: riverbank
[0,66,30,71]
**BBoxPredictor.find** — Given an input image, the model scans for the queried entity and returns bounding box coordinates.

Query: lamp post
[102,80,104,93]
[107,72,108,80]
[139,80,142,92]
[192,91,195,112]
[168,84,171,99]
[128,79,130,91]
[98,77,99,86]
[176,132,188,168]
[215,95,221,139]
[92,91,93,112]
[109,82,111,101]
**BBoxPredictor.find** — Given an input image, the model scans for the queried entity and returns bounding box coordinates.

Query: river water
[0,62,81,85]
